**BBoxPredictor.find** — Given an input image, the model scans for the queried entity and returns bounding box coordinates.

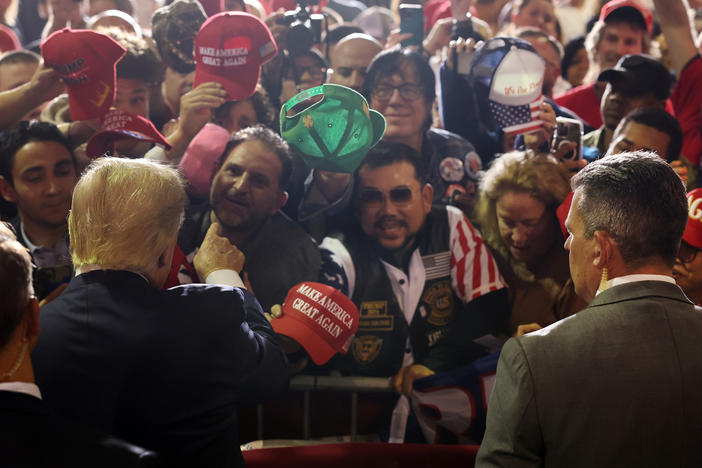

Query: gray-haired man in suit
[477,151,702,467]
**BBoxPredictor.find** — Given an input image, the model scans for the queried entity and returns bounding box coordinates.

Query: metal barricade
[255,375,393,441]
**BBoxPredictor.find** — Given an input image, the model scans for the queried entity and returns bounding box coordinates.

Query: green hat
[280,84,386,173]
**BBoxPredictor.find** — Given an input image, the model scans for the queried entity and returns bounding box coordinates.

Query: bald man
[328,33,382,93]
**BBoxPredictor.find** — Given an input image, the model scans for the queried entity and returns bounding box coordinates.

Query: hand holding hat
[177,82,228,140]
[41,28,127,121]
[280,84,386,173]
[194,12,278,101]
[272,282,359,365]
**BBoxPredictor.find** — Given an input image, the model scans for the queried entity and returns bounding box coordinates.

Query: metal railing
[255,375,393,441]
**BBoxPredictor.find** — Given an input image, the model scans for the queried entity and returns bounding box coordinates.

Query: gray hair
[571,151,687,268]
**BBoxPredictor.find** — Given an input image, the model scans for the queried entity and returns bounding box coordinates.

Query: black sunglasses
[359,187,413,205]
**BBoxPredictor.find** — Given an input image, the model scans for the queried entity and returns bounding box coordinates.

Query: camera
[277,0,324,56]
[451,14,485,42]
[552,117,583,160]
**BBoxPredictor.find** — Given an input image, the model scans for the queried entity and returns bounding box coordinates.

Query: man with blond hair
[32,158,288,468]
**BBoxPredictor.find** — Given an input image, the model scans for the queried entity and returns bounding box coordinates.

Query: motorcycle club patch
[422,280,454,327]
[352,335,383,364]
[358,301,393,330]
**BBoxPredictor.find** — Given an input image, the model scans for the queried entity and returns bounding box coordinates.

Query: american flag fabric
[447,206,506,303]
[489,95,544,137]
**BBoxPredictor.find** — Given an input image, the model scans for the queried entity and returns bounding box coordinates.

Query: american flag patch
[423,251,451,280]
[489,95,543,136]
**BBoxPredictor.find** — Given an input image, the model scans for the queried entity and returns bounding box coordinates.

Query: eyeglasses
[678,241,701,264]
[371,83,424,101]
[359,187,413,206]
[293,65,327,80]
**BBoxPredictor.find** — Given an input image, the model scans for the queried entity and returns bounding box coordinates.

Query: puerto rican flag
[489,94,544,137]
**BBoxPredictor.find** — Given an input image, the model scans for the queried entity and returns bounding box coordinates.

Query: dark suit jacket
[32,270,289,468]
[0,390,159,467]
[477,280,702,467]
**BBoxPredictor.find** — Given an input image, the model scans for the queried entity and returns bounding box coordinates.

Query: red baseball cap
[683,188,702,249]
[86,109,171,158]
[556,191,574,240]
[41,29,126,121]
[0,24,20,52]
[599,0,653,34]
[273,282,359,366]
[194,12,277,101]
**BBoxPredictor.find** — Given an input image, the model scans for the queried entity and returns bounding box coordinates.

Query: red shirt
[671,55,702,166]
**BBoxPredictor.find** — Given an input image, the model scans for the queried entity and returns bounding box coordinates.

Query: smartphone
[399,4,423,48]
[552,117,583,160]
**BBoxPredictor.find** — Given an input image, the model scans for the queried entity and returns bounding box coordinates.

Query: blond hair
[476,151,571,282]
[69,157,186,274]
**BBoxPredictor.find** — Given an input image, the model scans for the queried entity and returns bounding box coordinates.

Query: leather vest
[334,207,463,377]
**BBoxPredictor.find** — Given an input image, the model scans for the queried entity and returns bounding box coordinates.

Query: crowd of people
[1,0,702,465]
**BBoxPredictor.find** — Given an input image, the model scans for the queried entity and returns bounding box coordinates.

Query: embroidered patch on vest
[422,280,455,327]
[352,335,383,364]
[358,301,394,330]
[422,251,451,280]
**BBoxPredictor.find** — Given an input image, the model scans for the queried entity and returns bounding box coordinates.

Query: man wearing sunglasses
[320,142,510,398]
[673,188,702,305]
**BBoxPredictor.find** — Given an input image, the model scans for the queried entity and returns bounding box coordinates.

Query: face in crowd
[600,81,660,131]
[608,120,671,160]
[356,159,433,251]
[512,0,558,39]
[595,21,645,72]
[496,190,557,265]
[329,35,382,93]
[162,68,194,115]
[210,138,287,237]
[0,140,78,231]
[368,61,430,149]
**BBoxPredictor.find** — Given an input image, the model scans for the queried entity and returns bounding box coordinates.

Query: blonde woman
[476,150,586,334]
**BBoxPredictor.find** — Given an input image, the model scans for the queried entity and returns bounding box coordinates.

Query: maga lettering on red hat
[194,12,277,101]
[86,109,171,158]
[683,188,702,250]
[273,282,359,365]
[41,29,126,121]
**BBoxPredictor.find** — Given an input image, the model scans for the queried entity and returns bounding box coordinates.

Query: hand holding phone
[399,4,423,48]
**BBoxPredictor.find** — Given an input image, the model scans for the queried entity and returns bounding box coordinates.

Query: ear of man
[592,230,617,271]
[0,176,17,203]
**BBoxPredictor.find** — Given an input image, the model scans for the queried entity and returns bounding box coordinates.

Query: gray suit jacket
[477,280,702,467]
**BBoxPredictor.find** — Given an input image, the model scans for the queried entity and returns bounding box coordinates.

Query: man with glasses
[320,142,509,396]
[362,48,481,216]
[674,188,702,305]
[283,49,328,98]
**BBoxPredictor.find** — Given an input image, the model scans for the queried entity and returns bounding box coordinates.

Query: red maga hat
[194,12,277,101]
[86,109,171,158]
[41,29,126,121]
[273,282,359,366]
